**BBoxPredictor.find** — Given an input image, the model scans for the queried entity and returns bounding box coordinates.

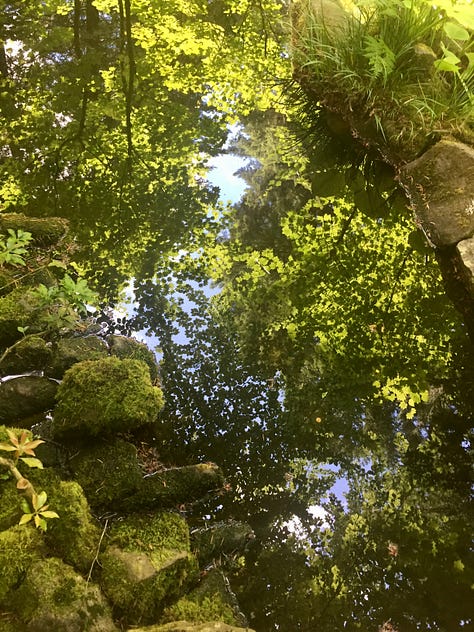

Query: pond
[0,1,473,631]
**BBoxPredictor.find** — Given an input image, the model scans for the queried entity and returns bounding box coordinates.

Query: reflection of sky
[206,154,249,204]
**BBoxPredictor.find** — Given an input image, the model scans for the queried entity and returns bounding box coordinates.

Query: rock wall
[0,214,255,632]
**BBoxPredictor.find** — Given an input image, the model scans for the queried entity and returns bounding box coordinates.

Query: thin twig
[86,518,109,585]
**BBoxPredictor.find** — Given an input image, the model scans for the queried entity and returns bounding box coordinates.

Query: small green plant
[19,491,59,532]
[0,229,33,266]
[291,0,474,155]
[0,429,59,531]
[34,273,98,316]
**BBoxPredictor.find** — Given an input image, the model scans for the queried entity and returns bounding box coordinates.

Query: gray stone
[0,336,52,377]
[400,140,474,246]
[45,335,108,379]
[0,376,58,423]
[457,236,474,288]
[108,334,160,382]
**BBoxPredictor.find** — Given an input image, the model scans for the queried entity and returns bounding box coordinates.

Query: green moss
[69,439,143,509]
[100,546,198,625]
[0,336,52,377]
[0,525,46,604]
[45,480,101,572]
[0,287,47,349]
[108,334,160,382]
[131,622,255,631]
[53,357,165,439]
[100,513,198,625]
[161,595,236,626]
[9,557,116,631]
[0,214,69,247]
[0,481,22,531]
[127,464,225,512]
[45,336,109,379]
[108,512,191,553]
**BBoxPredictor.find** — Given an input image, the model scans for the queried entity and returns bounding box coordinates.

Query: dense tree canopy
[1,0,473,630]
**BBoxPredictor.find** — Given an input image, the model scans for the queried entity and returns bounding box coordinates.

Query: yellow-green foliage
[53,356,165,438]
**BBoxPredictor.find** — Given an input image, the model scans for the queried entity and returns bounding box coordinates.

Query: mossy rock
[0,473,26,531]
[100,513,199,625]
[22,468,100,572]
[69,439,143,509]
[0,376,58,424]
[108,335,160,383]
[52,357,164,439]
[0,525,46,604]
[160,592,236,627]
[107,512,191,552]
[0,213,69,247]
[9,557,117,631]
[46,480,101,572]
[45,336,109,379]
[129,622,255,631]
[0,269,13,297]
[126,464,225,512]
[161,569,248,627]
[0,287,48,349]
[191,522,255,568]
[0,336,52,377]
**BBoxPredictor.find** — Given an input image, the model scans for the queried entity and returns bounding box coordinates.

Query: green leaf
[41,510,59,520]
[0,442,17,452]
[33,491,48,511]
[19,513,33,525]
[48,259,68,269]
[20,457,44,469]
[443,21,470,41]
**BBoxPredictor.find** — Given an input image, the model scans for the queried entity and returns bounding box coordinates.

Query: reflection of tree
[0,0,288,296]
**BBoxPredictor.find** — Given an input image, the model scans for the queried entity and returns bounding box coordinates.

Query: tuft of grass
[290,0,474,160]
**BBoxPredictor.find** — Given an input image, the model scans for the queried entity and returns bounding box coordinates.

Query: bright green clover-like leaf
[19,491,59,531]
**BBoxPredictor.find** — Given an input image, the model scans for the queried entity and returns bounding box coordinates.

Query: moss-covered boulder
[100,513,199,625]
[52,357,164,439]
[46,480,101,572]
[127,464,225,512]
[191,522,255,568]
[0,336,52,377]
[0,525,46,604]
[0,287,48,349]
[22,468,101,572]
[9,557,117,631]
[108,334,160,383]
[0,213,69,247]
[45,336,109,379]
[0,376,58,424]
[160,569,241,626]
[69,439,143,508]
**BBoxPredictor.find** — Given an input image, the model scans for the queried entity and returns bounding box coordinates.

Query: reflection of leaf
[311,170,346,196]
[354,186,388,218]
